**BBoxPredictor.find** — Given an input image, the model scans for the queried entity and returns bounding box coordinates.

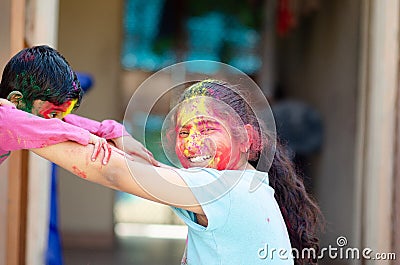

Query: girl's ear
[240,124,254,153]
[6,91,23,107]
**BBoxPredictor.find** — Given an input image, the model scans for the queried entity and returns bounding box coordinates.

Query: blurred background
[0,0,399,264]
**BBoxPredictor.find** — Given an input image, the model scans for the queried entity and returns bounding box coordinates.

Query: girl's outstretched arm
[31,140,204,215]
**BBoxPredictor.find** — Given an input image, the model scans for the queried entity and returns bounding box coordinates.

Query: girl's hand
[0,98,15,107]
[89,134,112,165]
[111,135,160,166]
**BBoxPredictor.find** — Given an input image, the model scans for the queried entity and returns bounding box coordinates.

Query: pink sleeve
[0,105,91,152]
[63,114,130,140]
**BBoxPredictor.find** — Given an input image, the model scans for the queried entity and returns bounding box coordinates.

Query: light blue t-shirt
[172,168,294,265]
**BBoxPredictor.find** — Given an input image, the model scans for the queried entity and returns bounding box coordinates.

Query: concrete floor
[63,237,185,265]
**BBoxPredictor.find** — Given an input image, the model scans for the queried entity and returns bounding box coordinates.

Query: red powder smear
[72,165,87,179]
[37,100,73,119]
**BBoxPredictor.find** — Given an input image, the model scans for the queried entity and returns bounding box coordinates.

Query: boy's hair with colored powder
[180,79,324,265]
[0,45,83,112]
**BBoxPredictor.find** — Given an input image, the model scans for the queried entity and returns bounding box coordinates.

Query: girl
[30,79,323,264]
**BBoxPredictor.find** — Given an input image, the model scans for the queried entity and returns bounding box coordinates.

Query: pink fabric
[63,114,130,140]
[0,105,91,163]
[0,107,129,164]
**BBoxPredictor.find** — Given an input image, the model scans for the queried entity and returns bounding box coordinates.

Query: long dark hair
[0,45,83,112]
[180,79,324,264]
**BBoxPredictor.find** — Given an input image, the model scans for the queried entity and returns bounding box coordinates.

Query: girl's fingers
[92,141,101,161]
[146,149,155,158]
[109,145,135,161]
[102,141,112,165]
[141,148,160,166]
[150,157,161,167]
[125,153,135,161]
[91,137,112,164]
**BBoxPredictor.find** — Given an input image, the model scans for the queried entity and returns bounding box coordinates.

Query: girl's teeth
[189,155,211,163]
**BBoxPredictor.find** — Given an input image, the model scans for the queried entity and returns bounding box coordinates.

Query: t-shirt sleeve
[0,105,90,151]
[63,114,130,140]
[171,168,232,231]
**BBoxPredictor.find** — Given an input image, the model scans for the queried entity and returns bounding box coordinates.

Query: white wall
[24,1,61,263]
[57,0,123,246]
[0,161,9,265]
[0,2,11,262]
[277,0,360,255]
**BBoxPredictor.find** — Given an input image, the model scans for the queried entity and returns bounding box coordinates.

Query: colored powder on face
[178,119,205,156]
[64,99,77,116]
[34,99,77,119]
[176,113,239,170]
[176,86,251,169]
[72,165,87,179]
[212,149,230,170]
[177,98,211,128]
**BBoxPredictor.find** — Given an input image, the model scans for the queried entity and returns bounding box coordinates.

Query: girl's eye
[179,131,189,137]
[202,128,215,133]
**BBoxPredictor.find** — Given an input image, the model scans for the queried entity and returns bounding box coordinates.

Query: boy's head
[0,45,83,118]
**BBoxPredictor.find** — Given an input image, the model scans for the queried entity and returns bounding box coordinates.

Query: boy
[0,45,156,165]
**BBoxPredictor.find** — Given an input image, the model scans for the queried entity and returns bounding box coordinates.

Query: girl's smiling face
[174,98,247,170]
[31,99,77,119]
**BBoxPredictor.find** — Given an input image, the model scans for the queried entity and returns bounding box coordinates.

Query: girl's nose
[184,135,203,154]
